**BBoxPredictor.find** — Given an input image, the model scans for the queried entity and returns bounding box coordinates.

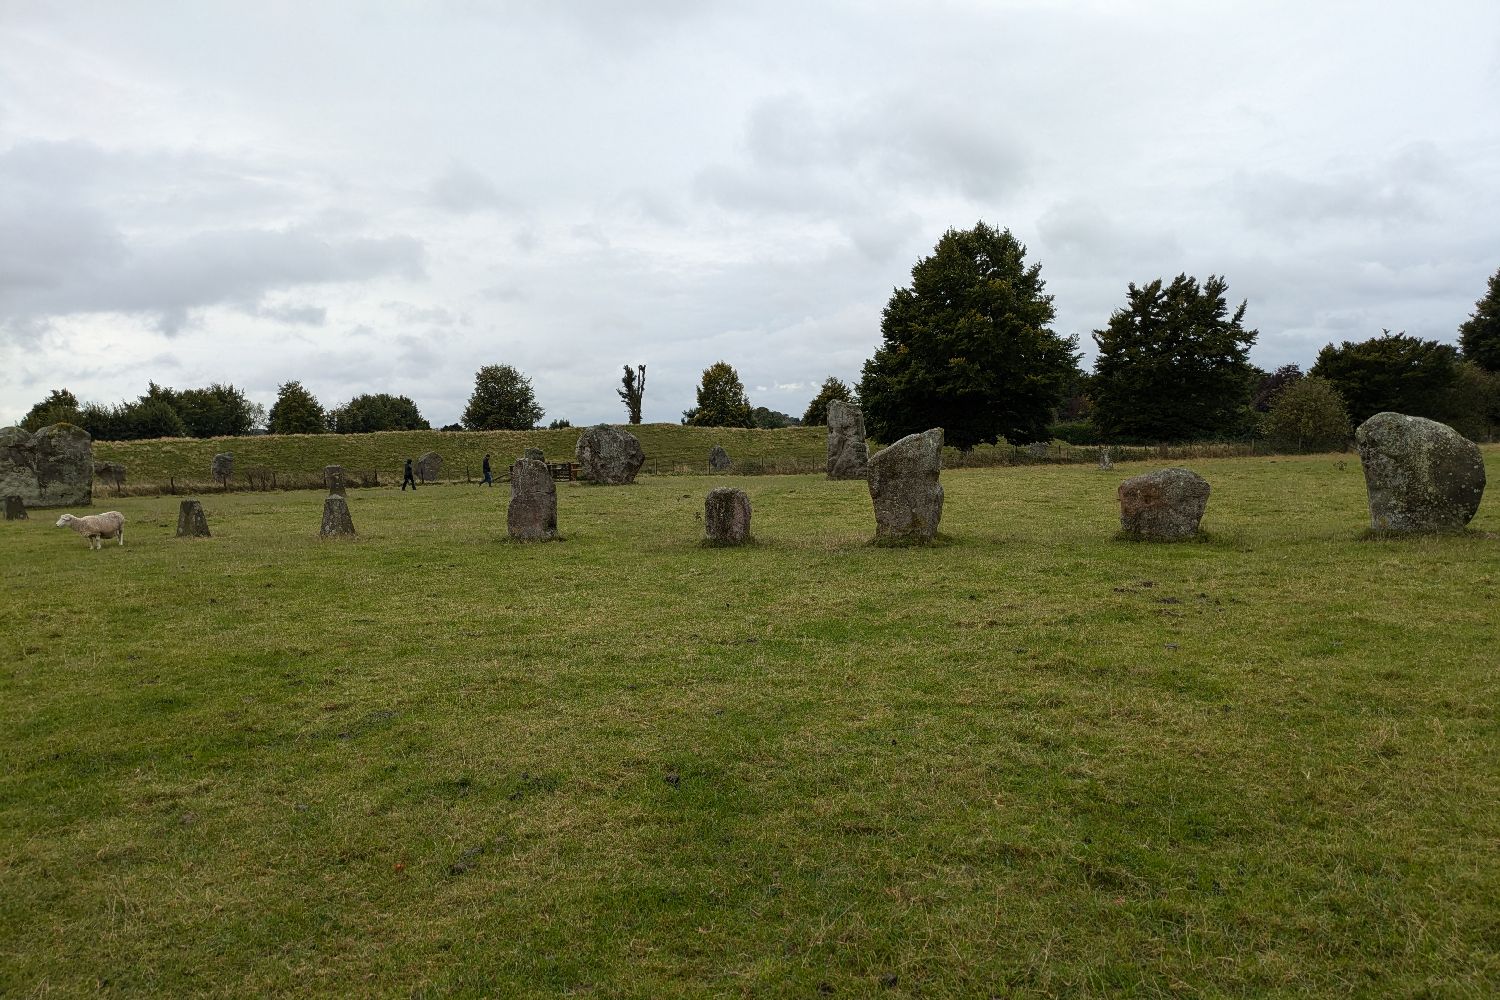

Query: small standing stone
[4,495,26,520]
[1098,447,1113,471]
[1117,468,1210,541]
[708,445,732,472]
[826,400,869,480]
[507,458,558,541]
[320,495,356,537]
[94,461,126,492]
[524,447,545,463]
[416,451,442,483]
[1356,412,1486,532]
[324,465,346,496]
[575,425,646,484]
[1026,441,1049,459]
[176,499,211,538]
[867,428,944,542]
[211,452,234,487]
[704,487,752,545]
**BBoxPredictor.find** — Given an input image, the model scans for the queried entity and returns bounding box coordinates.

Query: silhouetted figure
[481,453,493,486]
[402,458,417,491]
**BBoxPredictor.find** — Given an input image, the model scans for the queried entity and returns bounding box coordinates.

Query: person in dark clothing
[402,458,417,490]
[481,453,493,486]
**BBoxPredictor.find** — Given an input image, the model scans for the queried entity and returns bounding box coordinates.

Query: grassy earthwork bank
[2,451,1498,997]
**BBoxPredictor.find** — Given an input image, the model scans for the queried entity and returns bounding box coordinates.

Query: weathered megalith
[4,495,26,520]
[1117,468,1210,541]
[507,458,558,541]
[212,452,234,487]
[867,428,944,542]
[324,465,346,496]
[524,447,545,463]
[1098,447,1113,471]
[416,451,442,483]
[575,425,645,484]
[704,487,752,545]
[1356,412,1486,532]
[708,445,732,472]
[0,423,93,508]
[320,495,356,537]
[94,461,126,493]
[826,400,869,480]
[176,499,211,538]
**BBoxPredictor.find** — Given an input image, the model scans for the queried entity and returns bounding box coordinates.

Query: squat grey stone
[4,495,26,520]
[507,458,558,541]
[94,461,126,491]
[320,495,356,537]
[868,428,944,541]
[704,487,752,545]
[524,447,545,463]
[211,452,233,486]
[575,425,645,485]
[825,400,869,480]
[324,465,346,496]
[416,451,442,483]
[1117,467,1210,541]
[0,423,93,508]
[708,445,732,472]
[176,499,211,538]
[1356,412,1486,532]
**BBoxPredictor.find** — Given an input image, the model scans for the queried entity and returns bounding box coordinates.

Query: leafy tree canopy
[751,406,799,429]
[685,361,754,428]
[20,389,82,431]
[1261,376,1351,453]
[462,364,544,430]
[1308,330,1457,424]
[1458,266,1500,372]
[1252,364,1303,413]
[328,393,430,434]
[173,383,256,437]
[618,364,646,424]
[800,377,855,426]
[1091,273,1258,442]
[267,380,327,435]
[859,221,1079,449]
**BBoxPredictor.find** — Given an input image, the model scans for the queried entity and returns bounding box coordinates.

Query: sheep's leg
[118,528,125,546]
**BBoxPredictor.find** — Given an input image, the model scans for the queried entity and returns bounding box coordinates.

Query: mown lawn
[2,452,1497,997]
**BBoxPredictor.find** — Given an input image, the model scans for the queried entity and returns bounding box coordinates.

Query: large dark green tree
[19,389,82,430]
[859,222,1078,449]
[800,377,855,426]
[267,381,327,435]
[462,364,544,430]
[684,361,754,428]
[1458,266,1500,372]
[174,383,256,437]
[1091,274,1258,441]
[1308,330,1458,424]
[327,393,430,433]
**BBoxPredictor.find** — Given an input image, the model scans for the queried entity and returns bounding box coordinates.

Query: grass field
[3,452,1497,997]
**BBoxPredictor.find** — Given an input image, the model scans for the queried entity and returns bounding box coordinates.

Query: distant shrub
[1048,421,1100,445]
[1262,376,1352,452]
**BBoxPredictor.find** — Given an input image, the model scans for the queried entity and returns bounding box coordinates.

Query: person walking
[402,458,417,491]
[481,453,493,486]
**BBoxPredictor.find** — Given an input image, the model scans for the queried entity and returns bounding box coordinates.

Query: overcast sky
[3,1,1498,428]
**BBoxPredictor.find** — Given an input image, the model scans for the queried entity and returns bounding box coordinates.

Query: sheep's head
[55,514,75,527]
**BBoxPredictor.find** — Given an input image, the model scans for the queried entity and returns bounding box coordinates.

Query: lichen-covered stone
[868,428,943,541]
[320,495,356,537]
[1117,468,1210,541]
[4,495,26,520]
[324,465,346,496]
[1356,412,1486,532]
[0,423,93,508]
[704,487,751,545]
[524,447,545,463]
[212,452,234,484]
[708,445,732,472]
[507,458,558,541]
[416,451,442,483]
[575,425,645,485]
[176,499,211,538]
[826,400,869,480]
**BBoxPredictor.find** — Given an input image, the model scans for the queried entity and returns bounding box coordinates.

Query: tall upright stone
[0,423,92,508]
[416,451,442,483]
[320,495,356,537]
[1117,468,1210,541]
[212,452,234,488]
[826,400,869,480]
[867,428,944,542]
[176,499,212,538]
[708,445,732,472]
[4,495,26,520]
[704,487,752,545]
[507,457,559,541]
[575,425,645,484]
[1356,412,1486,532]
[324,465,346,496]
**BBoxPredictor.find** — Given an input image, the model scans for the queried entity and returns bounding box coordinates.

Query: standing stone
[1026,441,1050,459]
[0,423,92,508]
[524,447,545,463]
[708,445,732,472]
[704,487,752,545]
[1098,447,1113,471]
[1356,412,1486,532]
[176,499,211,538]
[324,465,346,496]
[4,495,26,520]
[867,428,944,542]
[94,461,126,492]
[416,451,442,483]
[320,495,356,537]
[575,425,645,485]
[826,400,869,480]
[211,452,234,487]
[1117,468,1211,541]
[507,458,558,541]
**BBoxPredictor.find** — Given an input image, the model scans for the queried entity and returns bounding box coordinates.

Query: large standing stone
[320,495,356,537]
[1117,468,1210,541]
[524,447,545,463]
[575,425,645,485]
[507,458,559,541]
[416,451,442,483]
[704,487,752,545]
[1356,412,1486,532]
[176,499,211,538]
[324,465,346,496]
[212,452,234,487]
[4,495,26,520]
[826,400,869,480]
[0,424,92,508]
[708,445,732,472]
[867,428,944,542]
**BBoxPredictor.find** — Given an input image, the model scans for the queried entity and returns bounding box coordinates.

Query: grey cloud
[427,162,515,214]
[1232,143,1455,230]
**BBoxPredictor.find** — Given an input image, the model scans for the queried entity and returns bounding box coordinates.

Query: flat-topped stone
[704,487,751,545]
[1117,468,1210,541]
[320,495,356,537]
[508,458,558,541]
[0,423,92,508]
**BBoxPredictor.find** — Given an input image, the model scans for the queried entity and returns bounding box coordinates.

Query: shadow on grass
[867,531,958,549]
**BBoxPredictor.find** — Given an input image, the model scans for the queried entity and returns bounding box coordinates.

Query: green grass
[3,451,1497,997]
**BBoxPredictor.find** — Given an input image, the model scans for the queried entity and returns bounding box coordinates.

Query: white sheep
[55,511,126,549]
